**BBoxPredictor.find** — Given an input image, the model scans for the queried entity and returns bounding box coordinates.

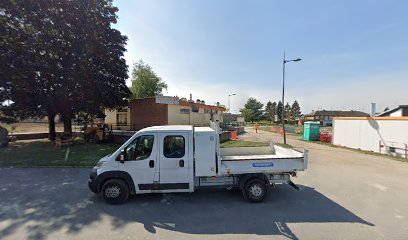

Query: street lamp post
[282,51,301,144]
[228,93,236,113]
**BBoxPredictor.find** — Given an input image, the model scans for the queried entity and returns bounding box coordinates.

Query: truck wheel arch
[97,171,136,195]
[238,173,269,190]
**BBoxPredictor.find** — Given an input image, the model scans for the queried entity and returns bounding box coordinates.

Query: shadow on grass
[0,168,373,240]
[0,141,121,167]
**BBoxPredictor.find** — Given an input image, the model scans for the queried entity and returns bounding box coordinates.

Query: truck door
[118,133,159,192]
[158,133,190,191]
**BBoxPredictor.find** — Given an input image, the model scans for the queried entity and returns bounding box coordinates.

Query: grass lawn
[0,139,122,167]
[220,140,270,148]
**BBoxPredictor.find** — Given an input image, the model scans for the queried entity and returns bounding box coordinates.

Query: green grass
[0,139,122,167]
[220,140,270,148]
[275,143,294,148]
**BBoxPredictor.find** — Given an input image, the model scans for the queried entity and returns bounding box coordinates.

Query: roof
[334,117,408,121]
[129,97,226,111]
[377,105,408,117]
[179,101,226,111]
[140,125,193,132]
[305,110,369,117]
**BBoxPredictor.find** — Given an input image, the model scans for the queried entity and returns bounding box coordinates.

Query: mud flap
[288,180,300,191]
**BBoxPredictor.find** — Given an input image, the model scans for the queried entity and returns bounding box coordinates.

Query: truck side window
[163,136,185,158]
[126,135,154,161]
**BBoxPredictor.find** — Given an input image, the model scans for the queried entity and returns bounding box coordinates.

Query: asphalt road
[0,128,407,240]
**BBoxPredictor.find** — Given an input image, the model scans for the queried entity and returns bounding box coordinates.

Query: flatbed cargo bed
[219,145,308,175]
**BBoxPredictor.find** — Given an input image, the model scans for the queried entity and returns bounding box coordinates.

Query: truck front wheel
[101,179,129,204]
[243,178,267,202]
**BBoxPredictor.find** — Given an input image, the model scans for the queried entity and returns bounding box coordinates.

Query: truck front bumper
[88,168,99,193]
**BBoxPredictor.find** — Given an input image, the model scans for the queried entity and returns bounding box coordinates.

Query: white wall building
[333,117,408,158]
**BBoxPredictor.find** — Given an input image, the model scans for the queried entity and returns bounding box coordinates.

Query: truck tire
[101,179,129,204]
[243,178,267,202]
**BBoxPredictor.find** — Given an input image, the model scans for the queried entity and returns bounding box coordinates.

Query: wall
[333,117,408,158]
[129,98,168,130]
[167,104,222,126]
[168,105,191,125]
[104,108,131,130]
[390,109,402,117]
[104,109,117,124]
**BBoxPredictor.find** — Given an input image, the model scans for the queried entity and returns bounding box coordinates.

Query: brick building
[105,96,225,130]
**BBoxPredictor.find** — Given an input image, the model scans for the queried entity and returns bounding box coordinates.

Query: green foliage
[265,101,277,123]
[241,108,254,122]
[130,60,168,99]
[241,98,263,123]
[1,0,130,136]
[285,102,291,122]
[277,101,283,122]
[290,100,301,122]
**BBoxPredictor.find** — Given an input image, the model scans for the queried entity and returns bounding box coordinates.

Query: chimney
[370,103,376,116]
[189,93,192,101]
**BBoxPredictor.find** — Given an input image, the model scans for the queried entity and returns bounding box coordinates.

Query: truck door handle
[179,159,184,168]
[149,160,154,168]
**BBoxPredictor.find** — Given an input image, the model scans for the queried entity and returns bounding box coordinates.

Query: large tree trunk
[61,112,73,135]
[63,116,72,135]
[48,112,56,141]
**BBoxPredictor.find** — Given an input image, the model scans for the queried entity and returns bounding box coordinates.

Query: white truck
[88,123,308,204]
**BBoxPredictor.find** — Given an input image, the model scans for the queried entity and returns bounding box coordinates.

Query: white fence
[333,117,408,158]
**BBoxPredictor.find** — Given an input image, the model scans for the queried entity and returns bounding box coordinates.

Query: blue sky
[113,0,408,114]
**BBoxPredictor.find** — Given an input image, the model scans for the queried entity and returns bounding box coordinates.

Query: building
[105,96,225,130]
[377,105,408,117]
[333,116,408,158]
[303,110,369,126]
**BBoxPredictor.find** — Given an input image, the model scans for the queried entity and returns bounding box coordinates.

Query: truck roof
[140,125,194,132]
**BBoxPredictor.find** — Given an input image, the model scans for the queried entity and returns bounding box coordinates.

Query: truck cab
[89,124,308,204]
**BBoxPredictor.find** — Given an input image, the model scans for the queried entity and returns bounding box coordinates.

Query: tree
[277,101,283,123]
[243,98,263,123]
[130,60,168,99]
[264,101,277,124]
[285,102,291,123]
[241,108,254,123]
[1,0,130,139]
[290,100,301,123]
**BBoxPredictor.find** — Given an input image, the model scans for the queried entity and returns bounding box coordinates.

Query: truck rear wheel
[101,179,129,204]
[243,178,267,202]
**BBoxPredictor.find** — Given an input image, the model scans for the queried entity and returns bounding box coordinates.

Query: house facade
[105,96,225,130]
[303,110,369,126]
[377,105,408,117]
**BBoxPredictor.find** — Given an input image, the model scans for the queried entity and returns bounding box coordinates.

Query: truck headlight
[96,161,105,168]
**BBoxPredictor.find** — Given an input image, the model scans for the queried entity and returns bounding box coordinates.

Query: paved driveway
[0,128,407,240]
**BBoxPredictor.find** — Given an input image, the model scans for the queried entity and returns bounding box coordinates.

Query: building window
[125,135,154,161]
[204,109,210,114]
[180,108,190,114]
[163,136,185,158]
[117,113,127,125]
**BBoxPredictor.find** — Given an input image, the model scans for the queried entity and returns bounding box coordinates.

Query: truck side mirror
[117,149,126,163]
